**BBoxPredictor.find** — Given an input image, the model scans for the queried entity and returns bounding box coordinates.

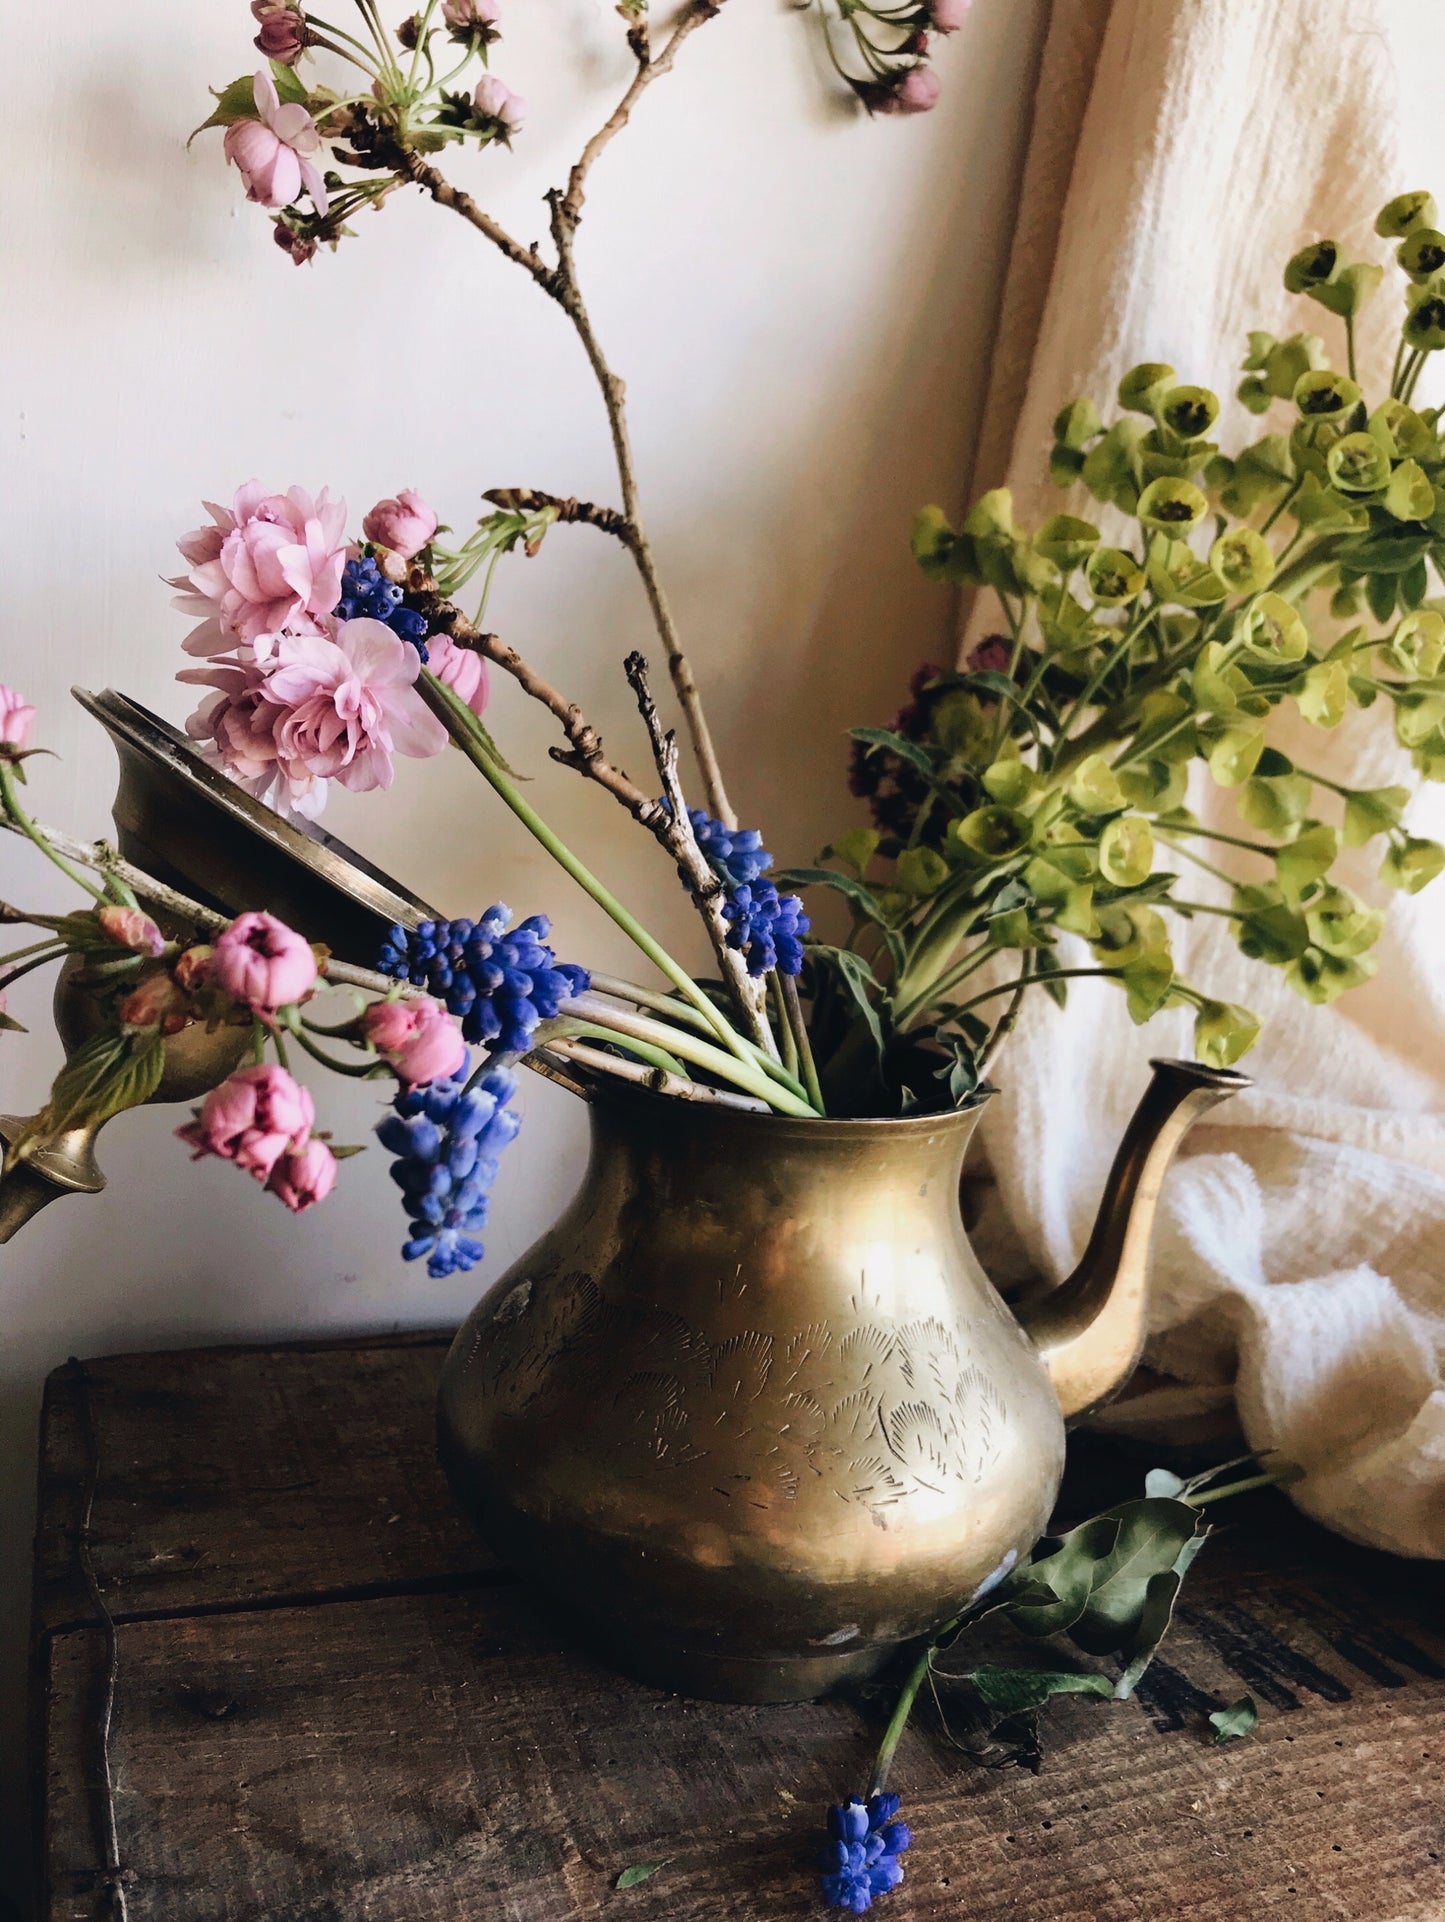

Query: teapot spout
[1017,1058,1249,1421]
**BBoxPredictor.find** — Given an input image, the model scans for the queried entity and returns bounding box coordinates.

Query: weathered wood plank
[34,1334,491,1634]
[40,1565,1445,1922]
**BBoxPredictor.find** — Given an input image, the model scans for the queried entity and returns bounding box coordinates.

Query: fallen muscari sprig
[377,909,590,1053]
[818,1794,911,1913]
[338,555,431,658]
[684,808,810,977]
[375,1054,520,1278]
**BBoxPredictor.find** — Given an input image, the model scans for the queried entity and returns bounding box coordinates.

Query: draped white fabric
[962,0,1445,1556]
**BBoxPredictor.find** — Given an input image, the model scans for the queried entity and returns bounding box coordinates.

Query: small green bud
[1084,546,1145,606]
[1032,514,1099,568]
[1050,444,1087,486]
[1092,903,1167,967]
[1238,770,1312,835]
[1395,692,1445,748]
[1194,999,1261,1068]
[1284,238,1341,294]
[1305,884,1384,958]
[1240,591,1309,663]
[1118,363,1175,414]
[911,503,959,580]
[961,488,1017,540]
[1136,476,1208,532]
[1296,659,1351,728]
[1287,946,1377,1004]
[1383,457,1436,523]
[1123,948,1175,1024]
[1067,753,1125,815]
[1210,527,1276,593]
[1325,431,1391,494]
[1098,814,1155,887]
[1342,785,1409,847]
[1375,190,1438,237]
[1053,398,1102,450]
[1391,610,1445,677]
[1398,227,1445,282]
[1207,724,1266,788]
[1276,821,1340,902]
[1237,375,1273,415]
[895,845,951,896]
[1232,882,1309,963]
[1293,369,1362,419]
[1381,835,1445,893]
[830,827,880,876]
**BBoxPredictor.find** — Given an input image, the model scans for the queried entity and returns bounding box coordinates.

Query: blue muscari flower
[722,879,809,977]
[681,808,810,977]
[818,1795,912,1912]
[338,556,431,661]
[377,908,591,1055]
[375,1054,521,1280]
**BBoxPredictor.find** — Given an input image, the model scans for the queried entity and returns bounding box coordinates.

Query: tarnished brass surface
[439,1060,1246,1701]
[0,965,250,1242]
[74,688,439,964]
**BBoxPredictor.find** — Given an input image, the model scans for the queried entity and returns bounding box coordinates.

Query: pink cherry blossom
[171,480,349,661]
[211,911,318,1012]
[177,1063,316,1185]
[473,73,527,132]
[262,618,449,797]
[428,634,490,717]
[266,1136,338,1212]
[180,658,327,819]
[362,490,438,560]
[97,906,166,957]
[362,996,467,1086]
[0,685,35,751]
[223,70,329,213]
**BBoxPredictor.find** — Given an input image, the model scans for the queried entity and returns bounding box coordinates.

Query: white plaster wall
[0,0,1047,1902]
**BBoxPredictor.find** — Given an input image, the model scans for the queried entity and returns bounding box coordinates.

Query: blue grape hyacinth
[818,1794,912,1913]
[377,909,590,1055]
[338,555,431,659]
[681,808,810,976]
[375,1055,520,1279]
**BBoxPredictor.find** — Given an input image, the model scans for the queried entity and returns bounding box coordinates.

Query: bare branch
[0,816,227,932]
[541,1036,768,1110]
[398,150,560,294]
[482,488,632,542]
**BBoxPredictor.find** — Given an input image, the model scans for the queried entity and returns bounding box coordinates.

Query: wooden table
[30,1333,1445,1920]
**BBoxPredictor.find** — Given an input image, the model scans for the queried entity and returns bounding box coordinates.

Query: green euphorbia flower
[1391,611,1445,678]
[1325,431,1391,494]
[1085,547,1146,606]
[1305,885,1384,958]
[1403,285,1445,351]
[1210,527,1276,593]
[1136,476,1208,533]
[1376,190,1437,237]
[1118,363,1175,414]
[1159,385,1220,439]
[1287,946,1377,1004]
[1194,998,1261,1068]
[1293,369,1362,418]
[1284,239,1341,295]
[1398,227,1445,282]
[1382,835,1445,893]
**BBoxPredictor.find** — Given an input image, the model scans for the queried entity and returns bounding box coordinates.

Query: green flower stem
[588,970,809,1102]
[946,966,1124,1022]
[781,972,826,1115]
[1158,824,1274,858]
[770,974,800,1081]
[1258,477,1303,537]
[0,947,68,994]
[251,1019,268,1067]
[420,670,776,1086]
[1391,334,1408,399]
[1159,837,1246,889]
[285,1020,386,1079]
[307,11,384,71]
[893,940,997,1032]
[0,934,71,967]
[562,992,816,1115]
[866,1639,935,1800]
[0,765,106,903]
[1186,1464,1304,1507]
[1171,898,1239,919]
[1051,599,1157,761]
[531,1013,688,1080]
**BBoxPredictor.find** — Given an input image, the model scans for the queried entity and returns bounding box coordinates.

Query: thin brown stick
[0,817,227,932]
[401,0,737,825]
[482,489,631,541]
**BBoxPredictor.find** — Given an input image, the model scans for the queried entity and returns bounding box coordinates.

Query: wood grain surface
[32,1338,1445,1921]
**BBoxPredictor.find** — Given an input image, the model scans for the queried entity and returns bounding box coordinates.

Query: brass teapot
[438,1058,1245,1703]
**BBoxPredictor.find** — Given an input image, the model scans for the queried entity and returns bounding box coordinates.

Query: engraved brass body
[438,1058,1245,1702]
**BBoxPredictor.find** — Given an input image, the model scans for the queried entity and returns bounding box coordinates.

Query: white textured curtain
[961,0,1445,1556]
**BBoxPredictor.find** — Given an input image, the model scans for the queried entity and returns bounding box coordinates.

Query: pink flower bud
[928,0,969,31]
[0,686,35,751]
[177,1063,316,1186]
[266,1136,338,1212]
[443,0,500,26]
[472,73,527,133]
[362,996,467,1086]
[890,65,941,114]
[966,634,1013,676]
[210,911,317,1012]
[116,969,188,1031]
[428,634,490,718]
[253,0,307,63]
[362,490,438,560]
[97,905,167,958]
[173,945,213,992]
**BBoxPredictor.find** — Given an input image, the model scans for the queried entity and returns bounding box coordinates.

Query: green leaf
[1237,771,1312,835]
[848,726,935,779]
[1207,725,1266,788]
[1391,611,1445,678]
[1063,1498,1206,1660]
[39,1028,166,1136]
[1208,1696,1259,1744]
[0,1007,28,1033]
[1381,835,1445,894]
[1122,948,1175,1024]
[895,845,951,897]
[999,1516,1123,1638]
[968,1666,1115,1715]
[1194,998,1261,1068]
[1276,821,1339,902]
[1305,885,1383,958]
[809,945,888,1062]
[829,828,881,876]
[1286,945,1377,1004]
[1343,785,1410,846]
[615,1861,669,1890]
[190,62,308,141]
